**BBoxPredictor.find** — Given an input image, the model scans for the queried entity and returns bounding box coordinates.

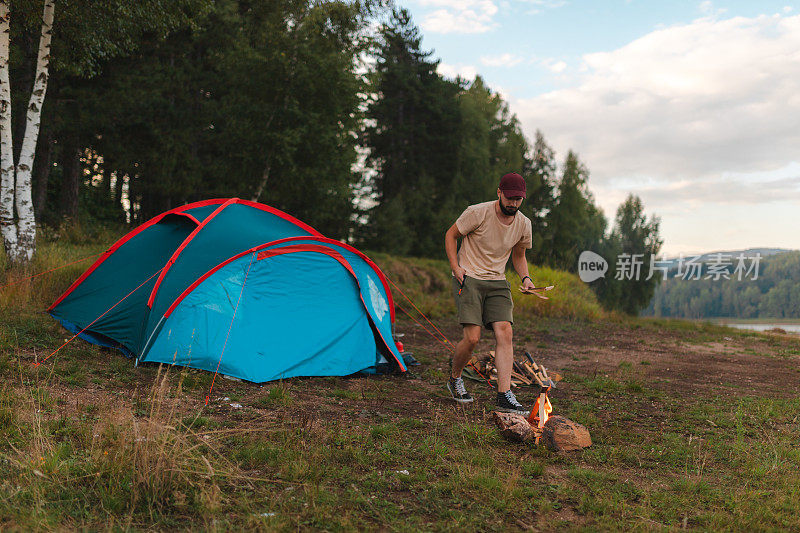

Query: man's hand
[521,276,536,291]
[445,223,466,285]
[453,265,467,285]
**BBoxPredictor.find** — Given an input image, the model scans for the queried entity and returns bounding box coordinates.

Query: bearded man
[444,172,537,414]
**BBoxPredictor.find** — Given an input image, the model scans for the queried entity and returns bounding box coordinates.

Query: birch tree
[0,3,18,259]
[0,0,53,264]
[0,0,207,262]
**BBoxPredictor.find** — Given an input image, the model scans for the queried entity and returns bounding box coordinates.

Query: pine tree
[598,194,663,314]
[524,130,556,260]
[544,150,606,270]
[360,8,461,256]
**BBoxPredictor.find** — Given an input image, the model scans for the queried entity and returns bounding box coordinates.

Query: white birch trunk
[12,0,55,262]
[0,3,16,256]
[251,162,270,202]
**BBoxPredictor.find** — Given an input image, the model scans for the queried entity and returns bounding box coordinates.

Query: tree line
[1,2,661,314]
[643,251,800,319]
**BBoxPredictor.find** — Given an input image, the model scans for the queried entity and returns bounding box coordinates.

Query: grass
[2,320,800,529]
[631,315,762,342]
[0,367,250,529]
[251,384,292,408]
[2,236,800,529]
[369,252,607,321]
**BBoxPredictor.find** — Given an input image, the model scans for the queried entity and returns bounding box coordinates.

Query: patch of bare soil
[533,322,800,400]
[14,316,800,435]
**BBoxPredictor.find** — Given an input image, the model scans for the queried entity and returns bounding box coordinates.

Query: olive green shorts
[452,275,513,330]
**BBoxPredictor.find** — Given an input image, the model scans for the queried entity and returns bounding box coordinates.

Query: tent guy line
[206,251,256,405]
[0,252,101,292]
[35,266,165,367]
[389,279,494,389]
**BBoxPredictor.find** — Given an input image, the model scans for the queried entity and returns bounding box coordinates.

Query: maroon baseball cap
[498,173,526,198]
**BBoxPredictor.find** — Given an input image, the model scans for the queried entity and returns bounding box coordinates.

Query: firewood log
[511,371,531,385]
[522,361,537,379]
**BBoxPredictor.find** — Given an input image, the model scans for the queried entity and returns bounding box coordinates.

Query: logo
[578,251,608,282]
[368,276,388,320]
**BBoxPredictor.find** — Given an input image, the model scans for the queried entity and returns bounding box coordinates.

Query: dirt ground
[398,316,800,403]
[20,315,800,433]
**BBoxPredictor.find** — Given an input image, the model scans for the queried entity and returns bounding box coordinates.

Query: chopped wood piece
[511,371,531,385]
[521,361,537,379]
[493,411,534,443]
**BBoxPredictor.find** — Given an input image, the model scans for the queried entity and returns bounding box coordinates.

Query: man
[444,172,537,415]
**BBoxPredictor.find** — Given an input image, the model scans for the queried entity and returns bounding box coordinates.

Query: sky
[397,0,800,256]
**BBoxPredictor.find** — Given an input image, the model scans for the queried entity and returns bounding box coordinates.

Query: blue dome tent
[48,198,406,381]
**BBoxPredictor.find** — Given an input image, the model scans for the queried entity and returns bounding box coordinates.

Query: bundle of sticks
[466,350,560,388]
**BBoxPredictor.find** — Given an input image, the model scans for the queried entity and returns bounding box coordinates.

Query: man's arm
[511,242,535,290]
[445,223,466,284]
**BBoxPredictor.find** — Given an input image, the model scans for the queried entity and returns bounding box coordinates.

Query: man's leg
[491,320,527,414]
[491,321,513,393]
[448,276,482,403]
[451,324,481,379]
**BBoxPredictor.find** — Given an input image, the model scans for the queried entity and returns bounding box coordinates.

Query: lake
[720,322,800,334]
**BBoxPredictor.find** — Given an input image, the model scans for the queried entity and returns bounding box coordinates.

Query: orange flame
[541,395,553,426]
[527,392,553,428]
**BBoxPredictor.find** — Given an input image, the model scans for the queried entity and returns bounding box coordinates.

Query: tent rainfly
[48,198,406,382]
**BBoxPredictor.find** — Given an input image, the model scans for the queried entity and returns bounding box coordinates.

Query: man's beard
[499,202,518,217]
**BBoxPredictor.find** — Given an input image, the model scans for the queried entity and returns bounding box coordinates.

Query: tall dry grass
[0,365,252,527]
[92,366,236,516]
[0,226,116,310]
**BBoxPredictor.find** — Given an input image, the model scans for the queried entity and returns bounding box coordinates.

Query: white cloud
[699,0,727,17]
[515,13,800,187]
[419,0,499,34]
[592,164,800,255]
[480,53,524,67]
[437,62,478,81]
[784,6,793,13]
[620,166,800,211]
[520,0,567,15]
[512,13,800,252]
[543,59,567,73]
[520,0,567,8]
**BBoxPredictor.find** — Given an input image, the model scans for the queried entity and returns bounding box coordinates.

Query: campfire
[484,352,591,451]
[521,355,555,442]
[466,351,559,442]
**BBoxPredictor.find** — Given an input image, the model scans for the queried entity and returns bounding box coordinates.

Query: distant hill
[642,249,800,319]
[657,248,794,271]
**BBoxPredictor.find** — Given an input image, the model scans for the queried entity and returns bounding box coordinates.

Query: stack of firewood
[466,351,560,388]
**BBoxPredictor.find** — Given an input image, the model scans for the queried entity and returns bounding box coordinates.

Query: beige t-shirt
[455,201,533,280]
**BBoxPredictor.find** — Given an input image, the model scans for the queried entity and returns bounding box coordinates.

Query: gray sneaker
[447,376,473,404]
[496,390,529,416]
